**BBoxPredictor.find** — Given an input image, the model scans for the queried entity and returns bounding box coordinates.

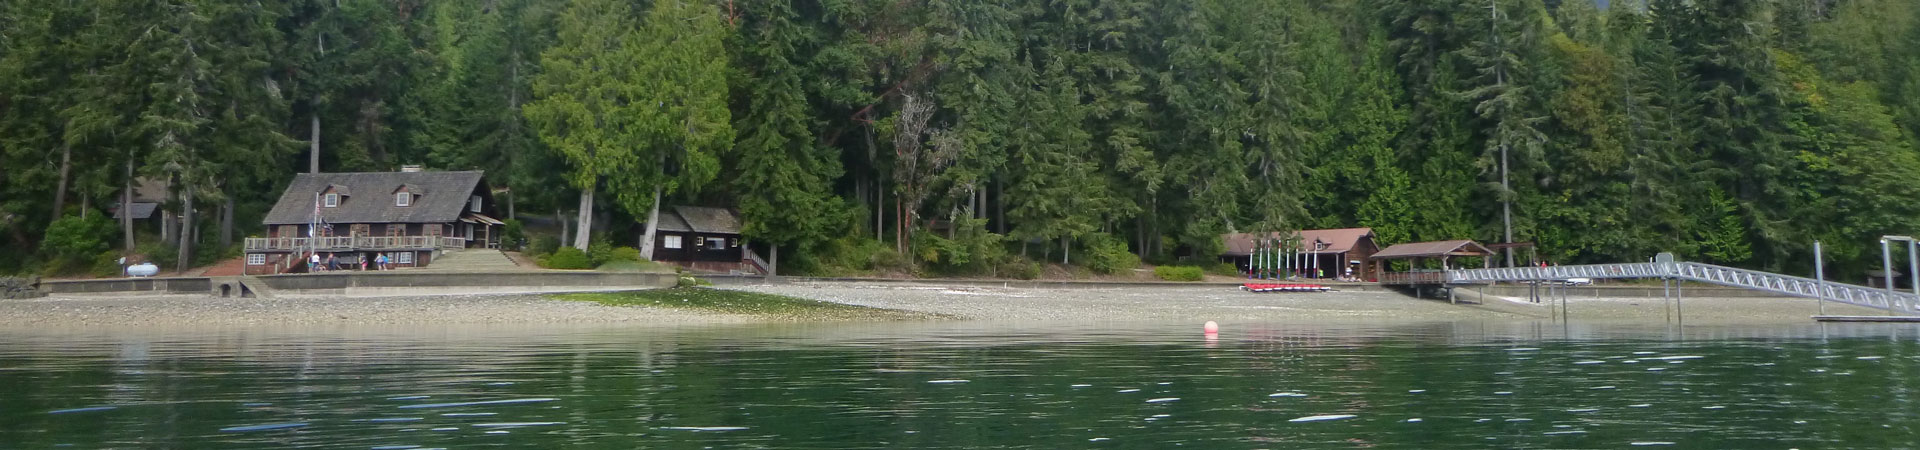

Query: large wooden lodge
[243,168,503,275]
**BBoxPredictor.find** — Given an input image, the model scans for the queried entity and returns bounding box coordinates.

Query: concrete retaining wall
[256,271,676,296]
[37,271,674,297]
[41,277,213,295]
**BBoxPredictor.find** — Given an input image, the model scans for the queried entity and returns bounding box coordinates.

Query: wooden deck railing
[245,236,467,251]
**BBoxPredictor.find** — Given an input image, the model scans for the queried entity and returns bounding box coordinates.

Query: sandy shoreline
[0,281,1879,328]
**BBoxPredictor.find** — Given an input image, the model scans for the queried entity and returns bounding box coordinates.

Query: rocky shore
[0,281,1872,327]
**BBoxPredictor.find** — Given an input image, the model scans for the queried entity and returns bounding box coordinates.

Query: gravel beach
[721,282,1870,324]
[0,293,758,327]
[0,281,1874,327]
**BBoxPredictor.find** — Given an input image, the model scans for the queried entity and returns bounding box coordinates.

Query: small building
[1222,228,1381,280]
[244,169,502,275]
[109,177,171,232]
[1370,240,1497,285]
[649,206,765,274]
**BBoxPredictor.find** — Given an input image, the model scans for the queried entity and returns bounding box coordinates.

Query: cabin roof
[263,171,485,225]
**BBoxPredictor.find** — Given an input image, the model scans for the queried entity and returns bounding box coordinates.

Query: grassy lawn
[551,288,941,321]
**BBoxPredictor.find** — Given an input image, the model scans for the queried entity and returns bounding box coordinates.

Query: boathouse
[1369,240,1497,285]
[1222,228,1381,280]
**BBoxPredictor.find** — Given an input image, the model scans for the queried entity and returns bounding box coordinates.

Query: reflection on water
[0,321,1916,448]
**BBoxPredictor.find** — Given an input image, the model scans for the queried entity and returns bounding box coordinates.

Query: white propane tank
[126,263,159,278]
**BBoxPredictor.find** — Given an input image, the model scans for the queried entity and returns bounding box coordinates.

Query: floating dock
[1813,315,1920,323]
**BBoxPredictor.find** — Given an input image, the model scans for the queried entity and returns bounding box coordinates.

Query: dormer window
[324,193,339,208]
[395,192,411,207]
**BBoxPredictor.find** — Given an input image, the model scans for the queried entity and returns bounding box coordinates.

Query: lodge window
[395,252,414,264]
[387,224,407,238]
[470,195,482,213]
[246,254,266,265]
[664,235,682,249]
[395,192,411,207]
[705,237,726,250]
[324,193,339,208]
[352,224,371,237]
[277,225,296,238]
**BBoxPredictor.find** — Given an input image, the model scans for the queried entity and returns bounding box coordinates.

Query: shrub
[999,258,1041,280]
[871,249,911,273]
[1154,265,1205,282]
[541,247,594,270]
[90,251,124,278]
[528,234,561,257]
[42,215,115,259]
[1080,233,1141,275]
[1205,262,1242,277]
[607,246,641,263]
[587,234,615,266]
[500,219,526,250]
[137,242,178,271]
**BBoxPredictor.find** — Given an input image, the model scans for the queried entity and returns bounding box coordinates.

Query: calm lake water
[2,320,1917,449]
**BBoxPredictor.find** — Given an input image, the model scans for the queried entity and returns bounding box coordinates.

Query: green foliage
[1153,265,1205,282]
[1204,262,1241,277]
[528,234,562,257]
[540,246,593,270]
[137,242,177,272]
[586,234,615,266]
[8,0,1920,281]
[89,251,123,278]
[1079,234,1141,275]
[910,219,1007,276]
[500,219,526,250]
[40,215,114,259]
[607,246,641,263]
[998,258,1041,281]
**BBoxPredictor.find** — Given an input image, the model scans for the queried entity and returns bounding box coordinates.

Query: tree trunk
[219,197,234,249]
[994,176,1006,234]
[639,184,663,261]
[50,140,72,222]
[880,185,891,245]
[309,104,321,174]
[557,207,570,248]
[573,186,594,251]
[160,177,176,246]
[122,159,135,252]
[506,190,516,220]
[1062,236,1070,265]
[769,244,779,276]
[80,195,90,219]
[176,184,194,273]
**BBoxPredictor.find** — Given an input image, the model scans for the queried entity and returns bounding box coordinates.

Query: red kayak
[1240,283,1331,293]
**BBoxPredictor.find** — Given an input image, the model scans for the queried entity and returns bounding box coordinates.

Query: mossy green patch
[551,288,940,321]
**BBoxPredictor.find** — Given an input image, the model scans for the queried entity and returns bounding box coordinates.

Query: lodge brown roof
[1221,227,1377,256]
[655,206,741,234]
[263,171,486,225]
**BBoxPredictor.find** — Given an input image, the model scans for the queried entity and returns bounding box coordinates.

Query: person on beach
[360,254,368,271]
[377,253,390,270]
[325,254,338,271]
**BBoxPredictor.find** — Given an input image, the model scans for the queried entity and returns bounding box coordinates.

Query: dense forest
[4,0,1920,280]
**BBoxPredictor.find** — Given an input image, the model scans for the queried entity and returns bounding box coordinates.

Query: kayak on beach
[1241,283,1331,293]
